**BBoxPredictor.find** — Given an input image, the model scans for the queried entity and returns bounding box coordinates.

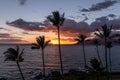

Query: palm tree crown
[4,45,24,62]
[47,11,65,29]
[94,24,112,39]
[76,34,87,43]
[31,36,50,50]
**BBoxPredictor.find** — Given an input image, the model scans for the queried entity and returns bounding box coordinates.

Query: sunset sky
[0,0,120,44]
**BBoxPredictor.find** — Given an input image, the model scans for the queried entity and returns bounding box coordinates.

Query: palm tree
[47,11,65,78]
[94,24,112,80]
[3,45,25,80]
[107,42,112,79]
[31,35,50,78]
[93,39,103,67]
[76,34,87,69]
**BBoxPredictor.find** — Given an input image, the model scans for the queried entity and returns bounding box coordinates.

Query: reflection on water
[0,45,120,80]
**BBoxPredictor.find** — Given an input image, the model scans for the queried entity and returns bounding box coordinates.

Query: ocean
[0,44,120,80]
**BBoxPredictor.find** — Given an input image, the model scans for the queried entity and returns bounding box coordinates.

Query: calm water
[0,45,120,80]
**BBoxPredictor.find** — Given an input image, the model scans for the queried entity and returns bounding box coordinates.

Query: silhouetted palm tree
[86,58,105,80]
[31,35,50,78]
[93,39,103,66]
[94,24,112,80]
[47,11,65,78]
[76,34,87,68]
[3,45,25,80]
[107,42,112,72]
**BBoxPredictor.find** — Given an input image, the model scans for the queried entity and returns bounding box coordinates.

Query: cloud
[108,14,116,18]
[7,17,120,40]
[0,38,28,44]
[81,0,117,12]
[90,16,120,30]
[0,27,11,31]
[6,18,45,31]
[18,0,27,5]
[0,33,10,38]
[0,33,28,44]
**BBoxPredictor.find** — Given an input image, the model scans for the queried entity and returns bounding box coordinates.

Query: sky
[0,0,120,44]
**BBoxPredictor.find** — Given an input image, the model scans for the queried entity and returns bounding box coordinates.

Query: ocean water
[0,45,120,80]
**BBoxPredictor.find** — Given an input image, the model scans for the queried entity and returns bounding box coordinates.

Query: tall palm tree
[47,11,65,78]
[94,24,112,80]
[3,45,25,80]
[93,39,103,67]
[76,34,87,69]
[31,35,50,78]
[106,42,112,73]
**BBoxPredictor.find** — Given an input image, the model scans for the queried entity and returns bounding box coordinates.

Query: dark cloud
[0,33,22,39]
[96,16,109,22]
[108,14,116,18]
[90,16,120,30]
[81,0,117,12]
[0,39,28,44]
[0,33,28,44]
[0,33,10,38]
[6,18,45,31]
[18,0,27,5]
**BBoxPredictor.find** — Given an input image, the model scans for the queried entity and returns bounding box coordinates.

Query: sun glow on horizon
[50,39,77,45]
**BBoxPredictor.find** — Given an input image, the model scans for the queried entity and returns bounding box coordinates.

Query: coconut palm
[31,35,50,78]
[3,45,25,80]
[47,11,65,78]
[76,34,87,68]
[94,24,112,80]
[93,39,103,67]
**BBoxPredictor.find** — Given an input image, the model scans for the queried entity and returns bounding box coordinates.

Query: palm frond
[96,29,104,37]
[94,32,103,38]
[44,40,50,48]
[18,48,24,60]
[31,43,40,49]
[16,45,19,54]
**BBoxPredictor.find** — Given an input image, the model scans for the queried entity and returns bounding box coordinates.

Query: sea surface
[0,44,120,80]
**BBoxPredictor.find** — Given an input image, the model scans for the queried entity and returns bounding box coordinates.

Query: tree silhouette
[31,35,50,79]
[47,11,65,79]
[94,24,112,80]
[86,58,105,80]
[3,45,25,80]
[76,34,87,69]
[93,39,103,67]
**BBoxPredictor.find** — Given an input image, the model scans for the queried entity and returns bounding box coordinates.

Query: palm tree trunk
[83,41,87,68]
[108,48,112,80]
[58,27,64,80]
[16,61,25,80]
[96,45,103,67]
[105,38,109,80]
[41,48,46,78]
